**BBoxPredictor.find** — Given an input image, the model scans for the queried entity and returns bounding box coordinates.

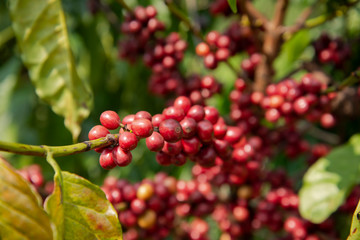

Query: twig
[283,4,315,36]
[164,0,205,42]
[272,0,289,28]
[0,134,118,157]
[117,0,133,14]
[304,0,359,30]
[323,69,360,94]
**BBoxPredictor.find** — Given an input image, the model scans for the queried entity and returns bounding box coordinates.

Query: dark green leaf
[9,0,93,141]
[45,171,122,240]
[299,134,360,223]
[0,157,53,240]
[227,0,238,13]
[274,30,311,80]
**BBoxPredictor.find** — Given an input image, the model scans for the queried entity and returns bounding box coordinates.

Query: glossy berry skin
[88,125,110,140]
[187,105,205,122]
[174,96,192,114]
[159,119,183,142]
[118,132,138,151]
[137,183,154,200]
[197,120,214,142]
[213,122,227,139]
[181,137,201,155]
[196,42,210,56]
[171,153,186,166]
[131,119,154,138]
[146,132,164,151]
[152,114,165,127]
[293,97,310,115]
[156,152,172,166]
[100,111,120,130]
[163,106,185,122]
[320,113,336,128]
[162,141,182,155]
[204,106,219,124]
[99,149,116,169]
[180,117,197,138]
[130,198,147,215]
[112,146,132,167]
[135,111,152,121]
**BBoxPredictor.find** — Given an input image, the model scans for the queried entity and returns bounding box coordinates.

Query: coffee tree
[1,0,360,239]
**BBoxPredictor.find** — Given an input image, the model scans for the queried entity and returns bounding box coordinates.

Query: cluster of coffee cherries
[196,31,232,69]
[225,23,256,56]
[101,173,177,240]
[118,6,165,62]
[241,53,261,79]
[313,33,350,67]
[88,95,236,169]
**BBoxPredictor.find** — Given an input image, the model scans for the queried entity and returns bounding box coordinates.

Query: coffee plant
[2,0,360,239]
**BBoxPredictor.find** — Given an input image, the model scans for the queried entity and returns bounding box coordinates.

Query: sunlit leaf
[45,171,122,240]
[347,200,360,240]
[0,157,53,240]
[9,0,93,141]
[299,134,360,223]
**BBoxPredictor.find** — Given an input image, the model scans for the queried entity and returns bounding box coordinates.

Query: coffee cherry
[99,149,116,169]
[187,105,205,122]
[320,113,336,128]
[197,120,214,142]
[152,113,165,127]
[88,125,110,140]
[181,137,202,155]
[204,106,219,124]
[163,106,185,122]
[293,97,310,115]
[119,132,138,151]
[213,122,227,139]
[146,132,164,151]
[159,119,183,142]
[204,53,218,69]
[162,141,182,155]
[135,111,152,121]
[196,42,210,56]
[131,198,147,215]
[122,114,136,125]
[137,183,154,200]
[171,153,187,166]
[180,117,197,138]
[265,108,280,122]
[100,111,120,130]
[138,209,156,229]
[131,119,154,138]
[174,96,192,114]
[156,152,172,166]
[113,146,132,167]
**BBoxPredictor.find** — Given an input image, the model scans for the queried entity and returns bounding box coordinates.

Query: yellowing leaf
[9,0,93,141]
[45,171,122,240]
[0,157,53,240]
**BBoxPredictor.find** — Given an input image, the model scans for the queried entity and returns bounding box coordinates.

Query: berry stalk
[0,134,118,157]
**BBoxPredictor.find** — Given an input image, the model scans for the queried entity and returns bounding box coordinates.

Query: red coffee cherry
[131,119,154,138]
[135,111,152,121]
[152,114,165,127]
[146,132,165,152]
[88,125,110,140]
[163,106,185,122]
[100,110,120,130]
[187,105,205,122]
[113,146,132,167]
[197,120,214,142]
[159,119,183,142]
[174,96,192,114]
[131,198,147,215]
[196,42,210,56]
[162,141,182,155]
[156,152,172,166]
[180,117,197,138]
[118,132,138,151]
[181,137,201,155]
[171,153,187,166]
[204,106,219,124]
[99,149,116,169]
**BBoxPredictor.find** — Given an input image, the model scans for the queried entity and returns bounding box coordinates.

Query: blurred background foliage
[1,0,360,189]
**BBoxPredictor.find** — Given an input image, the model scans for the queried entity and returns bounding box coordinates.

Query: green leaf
[299,134,360,223]
[45,171,122,240]
[9,0,93,141]
[227,0,238,13]
[0,157,53,240]
[273,30,311,80]
[347,200,360,240]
